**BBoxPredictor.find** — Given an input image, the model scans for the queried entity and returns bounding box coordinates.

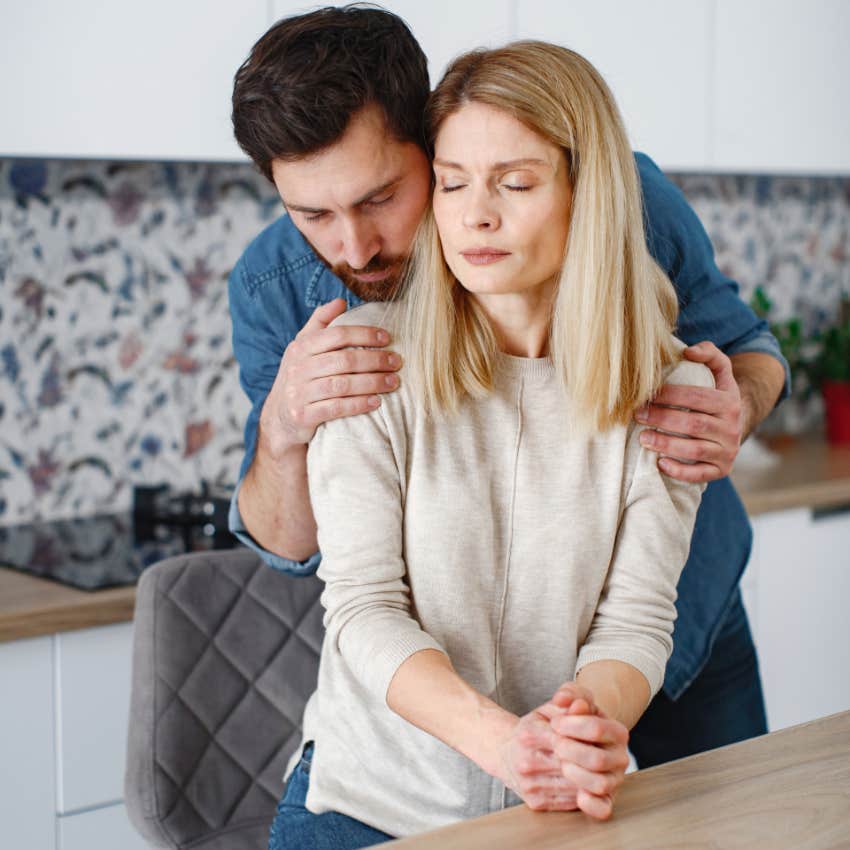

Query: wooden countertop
[2,435,849,643]
[0,567,135,643]
[731,434,850,515]
[382,709,850,849]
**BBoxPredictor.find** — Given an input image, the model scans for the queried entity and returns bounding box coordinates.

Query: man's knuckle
[330,375,349,395]
[692,415,708,436]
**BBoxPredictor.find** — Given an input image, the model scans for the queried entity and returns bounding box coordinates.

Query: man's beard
[330,256,406,303]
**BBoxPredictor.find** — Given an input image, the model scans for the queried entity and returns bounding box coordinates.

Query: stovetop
[0,488,242,591]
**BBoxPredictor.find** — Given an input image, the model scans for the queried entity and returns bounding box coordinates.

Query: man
[228,5,788,773]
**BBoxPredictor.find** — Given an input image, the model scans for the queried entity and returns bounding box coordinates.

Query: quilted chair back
[125,549,325,849]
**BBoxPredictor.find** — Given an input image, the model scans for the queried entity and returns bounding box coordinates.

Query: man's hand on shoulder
[258,297,403,457]
[633,341,744,484]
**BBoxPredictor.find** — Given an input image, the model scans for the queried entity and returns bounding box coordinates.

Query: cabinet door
[0,0,268,160]
[714,0,850,174]
[270,1,513,86]
[55,622,134,814]
[750,508,850,731]
[516,0,712,170]
[0,636,56,850]
[58,802,149,850]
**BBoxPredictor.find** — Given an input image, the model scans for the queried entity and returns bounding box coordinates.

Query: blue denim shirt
[228,152,790,700]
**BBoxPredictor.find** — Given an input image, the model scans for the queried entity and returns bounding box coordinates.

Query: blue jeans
[268,741,395,850]
[630,587,768,768]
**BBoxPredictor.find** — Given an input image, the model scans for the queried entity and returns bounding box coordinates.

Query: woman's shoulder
[328,300,403,334]
[661,337,716,391]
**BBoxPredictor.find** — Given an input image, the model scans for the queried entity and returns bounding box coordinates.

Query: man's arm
[634,153,791,482]
[229,288,401,567]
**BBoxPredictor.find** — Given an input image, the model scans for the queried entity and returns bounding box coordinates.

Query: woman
[269,41,711,850]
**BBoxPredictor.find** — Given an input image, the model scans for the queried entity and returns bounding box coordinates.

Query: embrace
[227,7,789,849]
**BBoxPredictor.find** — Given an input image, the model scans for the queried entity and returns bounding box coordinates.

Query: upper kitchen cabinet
[270,1,514,86]
[515,0,713,171]
[0,0,268,161]
[714,0,850,174]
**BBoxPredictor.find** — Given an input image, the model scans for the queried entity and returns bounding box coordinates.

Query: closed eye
[364,193,395,208]
[439,185,465,193]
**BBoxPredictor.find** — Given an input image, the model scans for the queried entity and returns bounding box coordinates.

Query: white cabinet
[748,507,850,731]
[714,0,850,174]
[0,623,137,850]
[55,623,134,813]
[3,1,848,171]
[0,0,268,161]
[58,803,148,850]
[0,636,56,850]
[516,0,713,171]
[270,1,513,86]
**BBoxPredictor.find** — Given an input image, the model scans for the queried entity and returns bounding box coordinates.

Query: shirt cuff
[228,480,322,576]
[723,331,791,408]
[575,646,666,704]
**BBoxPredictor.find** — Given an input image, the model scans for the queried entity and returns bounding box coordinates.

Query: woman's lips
[460,249,511,266]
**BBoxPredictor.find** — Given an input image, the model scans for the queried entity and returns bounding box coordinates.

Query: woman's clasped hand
[497,683,631,820]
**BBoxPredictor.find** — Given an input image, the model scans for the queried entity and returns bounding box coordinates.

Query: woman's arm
[575,659,650,731]
[574,358,713,705]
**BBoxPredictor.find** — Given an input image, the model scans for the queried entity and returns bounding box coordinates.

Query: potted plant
[750,288,850,445]
[809,300,850,445]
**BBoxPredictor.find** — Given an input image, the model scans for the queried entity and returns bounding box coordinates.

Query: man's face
[271,104,432,301]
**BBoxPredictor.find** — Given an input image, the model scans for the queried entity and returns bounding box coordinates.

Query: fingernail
[385,374,398,387]
[388,353,401,367]
[377,330,389,343]
[368,395,380,407]
[659,458,672,472]
[639,432,654,448]
[635,407,648,422]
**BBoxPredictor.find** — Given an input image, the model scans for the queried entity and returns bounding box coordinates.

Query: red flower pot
[822,380,850,445]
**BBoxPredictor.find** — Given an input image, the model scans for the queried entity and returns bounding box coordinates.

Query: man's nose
[462,186,501,231]
[339,217,381,269]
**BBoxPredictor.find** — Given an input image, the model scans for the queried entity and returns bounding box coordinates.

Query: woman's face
[432,102,572,299]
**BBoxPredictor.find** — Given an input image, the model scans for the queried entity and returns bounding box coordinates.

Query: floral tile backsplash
[1,159,848,527]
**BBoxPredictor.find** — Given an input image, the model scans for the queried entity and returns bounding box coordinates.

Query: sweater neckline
[494,350,554,381]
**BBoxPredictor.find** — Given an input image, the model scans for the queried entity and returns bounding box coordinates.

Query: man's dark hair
[232,4,430,182]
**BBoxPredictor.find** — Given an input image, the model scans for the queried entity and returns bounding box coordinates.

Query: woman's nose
[462,188,500,231]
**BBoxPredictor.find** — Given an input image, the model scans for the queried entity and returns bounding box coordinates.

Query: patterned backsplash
[1,158,848,526]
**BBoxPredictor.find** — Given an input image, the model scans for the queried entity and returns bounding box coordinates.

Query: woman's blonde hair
[396,40,680,430]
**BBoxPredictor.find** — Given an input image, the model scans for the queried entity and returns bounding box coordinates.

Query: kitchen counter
[381,709,850,849]
[2,434,849,643]
[731,433,850,516]
[0,567,135,642]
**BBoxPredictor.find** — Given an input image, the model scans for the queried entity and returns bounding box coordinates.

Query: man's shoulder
[232,213,321,290]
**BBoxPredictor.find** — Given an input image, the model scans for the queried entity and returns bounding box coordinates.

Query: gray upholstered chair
[125,549,325,849]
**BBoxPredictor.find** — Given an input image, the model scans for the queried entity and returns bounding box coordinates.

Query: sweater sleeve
[306,404,449,706]
[575,358,713,701]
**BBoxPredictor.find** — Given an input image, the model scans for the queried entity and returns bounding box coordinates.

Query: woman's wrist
[385,649,519,781]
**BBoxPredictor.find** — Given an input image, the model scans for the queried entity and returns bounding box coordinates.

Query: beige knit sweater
[287,300,709,838]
